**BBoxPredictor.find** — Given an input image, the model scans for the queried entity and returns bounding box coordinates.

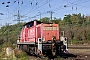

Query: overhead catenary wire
[53,0,90,17]
[1,0,19,21]
[23,0,53,16]
[1,0,90,25]
[19,0,35,12]
[1,0,29,24]
[2,0,42,23]
[20,0,38,12]
[53,0,89,11]
[47,0,89,17]
[0,0,76,21]
[11,0,43,19]
[16,1,90,20]
[2,0,90,16]
[20,0,51,18]
[24,0,90,21]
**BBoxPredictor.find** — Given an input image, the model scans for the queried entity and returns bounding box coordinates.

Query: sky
[0,0,90,26]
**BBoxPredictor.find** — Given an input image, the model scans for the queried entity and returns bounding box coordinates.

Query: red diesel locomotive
[17,20,67,57]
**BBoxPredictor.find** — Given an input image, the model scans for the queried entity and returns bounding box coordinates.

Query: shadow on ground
[58,52,77,58]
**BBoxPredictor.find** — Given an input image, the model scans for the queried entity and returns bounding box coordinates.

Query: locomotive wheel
[62,45,66,52]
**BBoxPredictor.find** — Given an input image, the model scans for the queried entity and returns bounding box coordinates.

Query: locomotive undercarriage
[17,40,65,57]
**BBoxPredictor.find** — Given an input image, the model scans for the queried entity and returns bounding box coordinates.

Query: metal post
[38,10,41,20]
[47,11,55,22]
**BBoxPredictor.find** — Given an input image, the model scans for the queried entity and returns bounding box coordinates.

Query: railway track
[27,45,90,60]
[68,44,90,60]
[27,53,89,60]
[68,44,90,49]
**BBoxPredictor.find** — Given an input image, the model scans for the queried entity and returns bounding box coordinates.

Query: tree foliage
[40,17,50,23]
[0,22,24,46]
[62,13,90,43]
[0,13,90,45]
[41,13,90,44]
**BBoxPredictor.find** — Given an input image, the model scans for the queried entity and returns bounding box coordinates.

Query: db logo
[30,29,34,33]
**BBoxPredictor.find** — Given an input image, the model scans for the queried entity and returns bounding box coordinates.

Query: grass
[68,40,90,45]
[0,42,29,60]
[15,49,29,60]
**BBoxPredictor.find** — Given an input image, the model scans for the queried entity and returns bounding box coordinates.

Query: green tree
[52,18,62,24]
[0,22,24,46]
[63,14,72,25]
[40,17,50,23]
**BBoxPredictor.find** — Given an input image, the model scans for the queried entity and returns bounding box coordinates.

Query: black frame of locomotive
[17,39,64,57]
